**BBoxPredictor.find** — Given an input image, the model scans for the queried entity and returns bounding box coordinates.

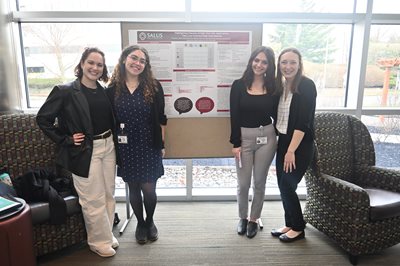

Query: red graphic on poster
[195,97,214,114]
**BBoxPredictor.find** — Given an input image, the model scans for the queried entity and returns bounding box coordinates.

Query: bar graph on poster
[129,30,252,118]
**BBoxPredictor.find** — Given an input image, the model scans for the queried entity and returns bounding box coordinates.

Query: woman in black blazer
[271,48,317,242]
[37,47,119,257]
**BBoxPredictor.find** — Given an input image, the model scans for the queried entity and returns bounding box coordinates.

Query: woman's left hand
[284,151,296,173]
[161,149,166,158]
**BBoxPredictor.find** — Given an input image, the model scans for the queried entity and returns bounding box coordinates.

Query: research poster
[129,30,252,118]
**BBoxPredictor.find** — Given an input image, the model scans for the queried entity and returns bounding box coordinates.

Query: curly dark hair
[108,45,158,103]
[74,47,109,83]
[241,46,276,95]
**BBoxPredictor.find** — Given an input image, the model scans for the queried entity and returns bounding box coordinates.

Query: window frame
[4,0,400,201]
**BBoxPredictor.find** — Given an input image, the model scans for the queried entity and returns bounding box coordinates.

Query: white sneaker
[112,236,119,249]
[90,246,116,257]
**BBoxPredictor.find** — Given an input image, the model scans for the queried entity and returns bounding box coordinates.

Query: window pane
[192,0,354,13]
[373,0,400,14]
[263,23,352,108]
[18,0,185,11]
[362,115,400,169]
[191,158,282,196]
[117,159,187,198]
[192,158,236,193]
[364,25,400,108]
[159,159,187,188]
[192,158,237,196]
[21,23,121,108]
[19,0,185,12]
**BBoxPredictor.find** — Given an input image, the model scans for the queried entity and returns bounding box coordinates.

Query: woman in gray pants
[229,46,279,238]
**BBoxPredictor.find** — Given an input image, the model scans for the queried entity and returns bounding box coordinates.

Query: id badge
[118,123,128,144]
[117,135,128,144]
[256,136,268,145]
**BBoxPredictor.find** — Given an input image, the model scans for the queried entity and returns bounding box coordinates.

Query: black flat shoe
[246,221,258,238]
[279,231,305,243]
[271,228,289,237]
[135,224,148,244]
[147,221,158,242]
[237,219,248,235]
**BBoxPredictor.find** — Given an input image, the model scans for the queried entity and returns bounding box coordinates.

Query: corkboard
[121,22,262,158]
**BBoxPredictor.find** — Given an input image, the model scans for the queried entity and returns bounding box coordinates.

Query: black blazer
[36,79,116,177]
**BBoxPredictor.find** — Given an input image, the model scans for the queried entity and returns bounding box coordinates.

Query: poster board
[121,23,262,158]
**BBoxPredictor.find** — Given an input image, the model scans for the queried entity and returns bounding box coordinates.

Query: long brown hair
[108,45,158,103]
[276,47,304,95]
[241,46,276,94]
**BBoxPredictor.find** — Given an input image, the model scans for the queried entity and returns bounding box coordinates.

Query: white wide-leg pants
[72,134,116,250]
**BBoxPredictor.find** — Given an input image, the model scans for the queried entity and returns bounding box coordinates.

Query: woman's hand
[284,151,296,173]
[72,133,85,145]
[161,148,166,158]
[232,147,241,159]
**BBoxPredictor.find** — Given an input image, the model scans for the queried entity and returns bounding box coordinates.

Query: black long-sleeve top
[229,79,279,148]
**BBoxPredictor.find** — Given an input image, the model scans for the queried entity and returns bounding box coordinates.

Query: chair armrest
[305,171,370,223]
[319,173,370,207]
[355,165,400,192]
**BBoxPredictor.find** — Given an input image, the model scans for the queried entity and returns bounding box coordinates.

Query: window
[192,158,236,196]
[263,23,352,108]
[18,0,185,11]
[372,0,400,14]
[7,0,399,200]
[192,0,354,13]
[364,25,400,108]
[21,23,121,108]
[362,115,400,169]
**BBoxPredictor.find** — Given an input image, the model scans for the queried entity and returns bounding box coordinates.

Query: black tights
[127,181,157,226]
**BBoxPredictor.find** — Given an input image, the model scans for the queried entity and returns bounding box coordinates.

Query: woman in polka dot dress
[106,45,167,244]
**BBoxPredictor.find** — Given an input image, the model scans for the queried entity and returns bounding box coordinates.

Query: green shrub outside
[28,77,64,96]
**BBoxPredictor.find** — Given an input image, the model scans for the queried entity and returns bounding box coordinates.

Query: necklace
[126,82,139,93]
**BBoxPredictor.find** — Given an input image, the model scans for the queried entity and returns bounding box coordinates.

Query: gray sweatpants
[236,124,277,220]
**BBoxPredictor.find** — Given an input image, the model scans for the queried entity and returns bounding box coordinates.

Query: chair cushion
[29,195,81,224]
[365,188,400,221]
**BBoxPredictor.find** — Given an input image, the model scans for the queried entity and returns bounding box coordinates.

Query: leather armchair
[304,112,400,265]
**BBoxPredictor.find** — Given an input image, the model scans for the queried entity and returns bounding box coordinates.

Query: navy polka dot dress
[115,85,164,183]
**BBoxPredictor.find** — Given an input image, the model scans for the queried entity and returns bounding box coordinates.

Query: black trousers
[276,134,314,231]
